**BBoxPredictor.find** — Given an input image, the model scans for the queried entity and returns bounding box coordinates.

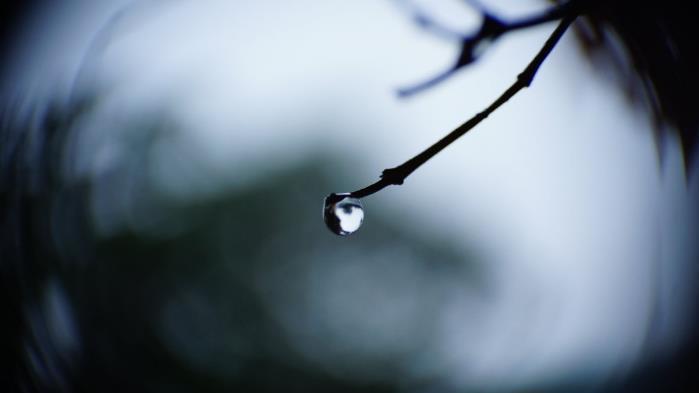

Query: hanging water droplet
[323,193,364,236]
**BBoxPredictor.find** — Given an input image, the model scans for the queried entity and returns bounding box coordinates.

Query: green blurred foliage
[2,95,485,392]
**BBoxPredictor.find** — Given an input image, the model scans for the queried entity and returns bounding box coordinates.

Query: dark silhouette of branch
[397,0,584,97]
[350,13,578,199]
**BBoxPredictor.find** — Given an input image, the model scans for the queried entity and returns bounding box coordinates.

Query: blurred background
[1,1,698,392]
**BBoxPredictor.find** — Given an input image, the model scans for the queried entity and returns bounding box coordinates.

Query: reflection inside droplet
[323,193,364,236]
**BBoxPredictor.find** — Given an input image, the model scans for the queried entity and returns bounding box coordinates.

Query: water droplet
[323,193,364,236]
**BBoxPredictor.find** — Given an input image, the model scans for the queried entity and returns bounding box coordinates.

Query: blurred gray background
[1,1,698,392]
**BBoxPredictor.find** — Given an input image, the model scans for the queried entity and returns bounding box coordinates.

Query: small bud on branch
[348,4,584,199]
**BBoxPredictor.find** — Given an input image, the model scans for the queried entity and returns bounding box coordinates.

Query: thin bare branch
[350,13,578,199]
[398,0,584,96]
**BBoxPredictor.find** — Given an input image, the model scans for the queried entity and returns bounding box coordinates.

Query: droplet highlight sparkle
[323,193,364,236]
